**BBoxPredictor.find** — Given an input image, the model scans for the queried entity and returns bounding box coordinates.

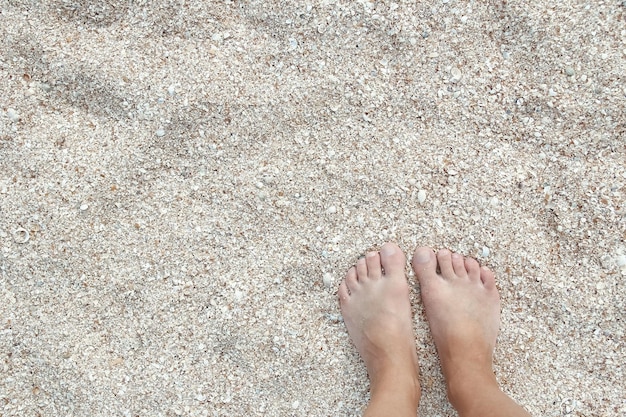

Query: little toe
[380,242,406,278]
[345,266,359,292]
[412,247,438,284]
[356,258,368,281]
[465,257,481,281]
[338,281,350,303]
[436,249,456,279]
[451,252,467,277]
[365,251,382,280]
[480,266,497,289]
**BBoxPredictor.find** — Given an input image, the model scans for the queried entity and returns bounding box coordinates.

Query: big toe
[380,242,406,278]
[412,247,438,284]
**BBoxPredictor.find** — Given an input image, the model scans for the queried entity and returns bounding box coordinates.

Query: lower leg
[412,247,530,417]
[339,243,421,417]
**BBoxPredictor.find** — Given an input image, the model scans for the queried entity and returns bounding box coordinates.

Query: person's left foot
[339,242,420,406]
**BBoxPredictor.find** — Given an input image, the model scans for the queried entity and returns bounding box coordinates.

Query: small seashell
[323,273,333,288]
[13,228,29,244]
[417,190,427,204]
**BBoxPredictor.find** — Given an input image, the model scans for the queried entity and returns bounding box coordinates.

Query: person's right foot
[411,247,501,408]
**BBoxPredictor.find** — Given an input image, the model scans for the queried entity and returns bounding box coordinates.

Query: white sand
[1,1,625,416]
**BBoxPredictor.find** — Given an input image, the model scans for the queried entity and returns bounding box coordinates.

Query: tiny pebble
[327,206,337,214]
[156,129,165,137]
[0,230,7,238]
[417,190,427,204]
[315,226,322,233]
[596,282,606,290]
[292,400,300,409]
[482,246,490,257]
[565,67,575,76]
[323,273,333,288]
[7,108,19,122]
[616,255,626,267]
[167,85,175,96]
[80,204,89,211]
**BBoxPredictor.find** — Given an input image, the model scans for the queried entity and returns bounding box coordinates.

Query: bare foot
[412,248,530,417]
[339,242,420,415]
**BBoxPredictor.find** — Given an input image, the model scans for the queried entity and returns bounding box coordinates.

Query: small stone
[156,129,165,137]
[255,181,264,189]
[323,273,333,288]
[616,255,626,268]
[315,226,322,233]
[482,246,490,257]
[417,190,427,204]
[428,52,439,58]
[596,282,606,290]
[167,85,176,96]
[80,203,89,211]
[7,108,19,122]
[565,67,575,76]
[292,401,300,409]
[327,206,337,214]
[0,230,7,238]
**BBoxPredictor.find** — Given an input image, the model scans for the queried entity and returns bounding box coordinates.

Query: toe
[356,258,368,281]
[338,281,350,303]
[412,247,438,284]
[436,249,456,279]
[480,266,496,289]
[365,251,382,279]
[465,257,481,281]
[451,252,467,277]
[380,242,406,278]
[346,266,359,293]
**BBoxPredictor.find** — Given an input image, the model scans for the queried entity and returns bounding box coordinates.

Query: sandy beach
[1,1,625,416]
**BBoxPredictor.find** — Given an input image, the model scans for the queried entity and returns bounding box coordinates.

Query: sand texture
[1,1,625,416]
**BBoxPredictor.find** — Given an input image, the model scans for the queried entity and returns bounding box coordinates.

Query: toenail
[381,244,396,256]
[414,249,431,263]
[452,253,461,259]
[366,252,377,258]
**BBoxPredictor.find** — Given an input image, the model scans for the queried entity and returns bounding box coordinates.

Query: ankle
[370,367,421,409]
[446,367,499,411]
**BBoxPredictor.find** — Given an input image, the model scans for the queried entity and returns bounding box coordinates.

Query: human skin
[338,242,531,417]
